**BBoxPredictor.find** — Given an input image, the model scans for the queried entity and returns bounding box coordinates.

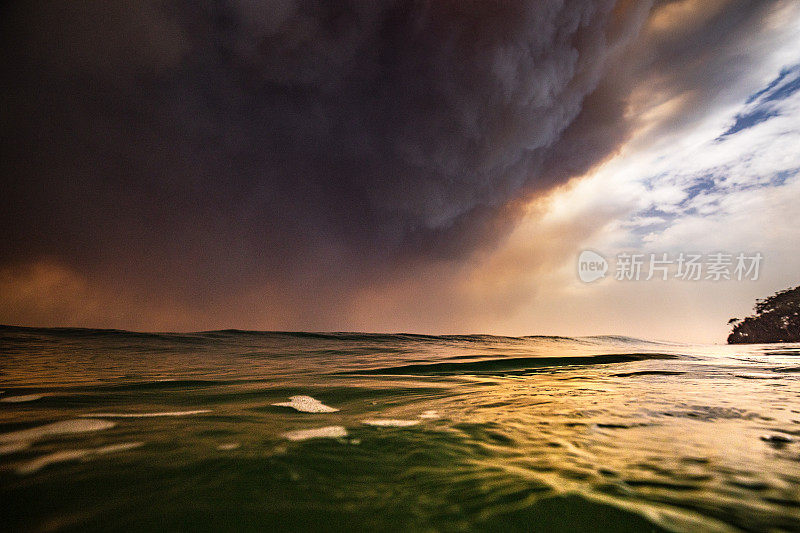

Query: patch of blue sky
[639,171,672,191]
[616,60,800,251]
[718,108,779,138]
[622,205,679,241]
[718,64,800,140]
[679,175,717,206]
[760,67,800,103]
[744,65,799,104]
[625,166,790,247]
[770,168,798,187]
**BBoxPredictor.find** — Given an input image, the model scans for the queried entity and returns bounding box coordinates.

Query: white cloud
[479,9,800,343]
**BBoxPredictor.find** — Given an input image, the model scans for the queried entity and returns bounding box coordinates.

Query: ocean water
[2,326,800,532]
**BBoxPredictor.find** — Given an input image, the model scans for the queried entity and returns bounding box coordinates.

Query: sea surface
[2,325,800,532]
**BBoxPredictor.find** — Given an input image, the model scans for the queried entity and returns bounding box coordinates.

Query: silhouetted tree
[728,285,800,343]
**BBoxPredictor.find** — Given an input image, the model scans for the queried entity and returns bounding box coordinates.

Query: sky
[2,0,799,342]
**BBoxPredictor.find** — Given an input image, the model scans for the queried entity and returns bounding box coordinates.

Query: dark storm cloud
[1,1,646,282]
[0,0,789,327]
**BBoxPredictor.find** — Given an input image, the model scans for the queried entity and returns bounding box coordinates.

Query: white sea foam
[16,442,143,474]
[281,426,348,441]
[418,410,440,419]
[217,442,240,450]
[0,419,116,443]
[735,373,780,380]
[79,410,211,418]
[362,419,420,427]
[272,396,339,413]
[1,394,45,403]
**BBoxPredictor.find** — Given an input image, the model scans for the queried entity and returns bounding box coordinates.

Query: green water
[2,326,800,531]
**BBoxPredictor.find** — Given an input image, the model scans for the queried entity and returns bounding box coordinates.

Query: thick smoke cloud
[1,2,645,282]
[0,1,786,329]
